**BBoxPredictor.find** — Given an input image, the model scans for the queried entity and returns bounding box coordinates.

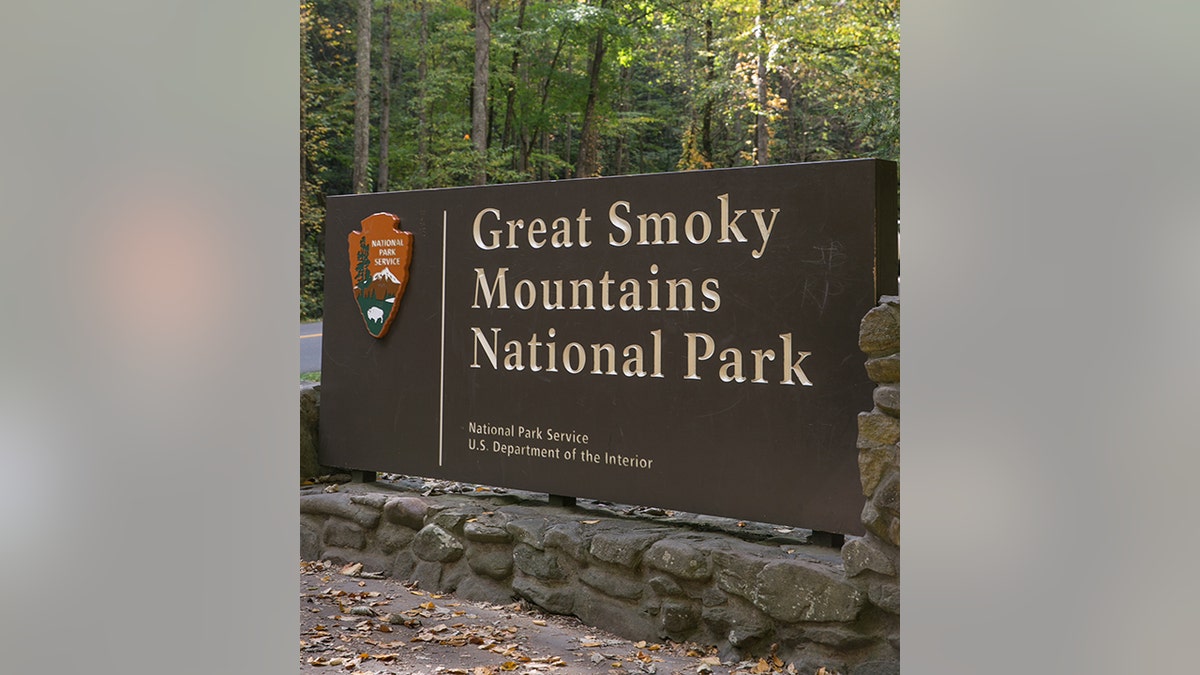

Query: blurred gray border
[0,2,298,673]
[903,0,1200,672]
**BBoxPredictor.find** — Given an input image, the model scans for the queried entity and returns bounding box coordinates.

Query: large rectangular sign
[321,160,897,534]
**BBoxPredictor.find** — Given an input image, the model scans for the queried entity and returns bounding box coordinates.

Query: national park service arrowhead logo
[349,212,413,338]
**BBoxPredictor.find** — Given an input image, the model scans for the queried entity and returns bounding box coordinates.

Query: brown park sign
[320,160,897,534]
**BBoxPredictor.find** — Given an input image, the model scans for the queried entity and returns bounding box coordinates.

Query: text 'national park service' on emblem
[348,212,413,338]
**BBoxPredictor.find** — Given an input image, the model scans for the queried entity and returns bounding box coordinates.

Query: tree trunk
[352,0,372,193]
[701,16,714,162]
[783,74,806,163]
[575,0,609,178]
[377,1,393,191]
[501,0,528,155]
[614,65,631,175]
[754,0,769,166]
[524,28,568,175]
[416,0,429,187]
[473,0,491,185]
[565,121,572,175]
[800,94,808,163]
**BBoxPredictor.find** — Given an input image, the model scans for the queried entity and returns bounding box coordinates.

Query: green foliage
[299,0,898,319]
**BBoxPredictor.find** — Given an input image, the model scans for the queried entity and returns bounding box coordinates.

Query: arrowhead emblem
[348,212,413,338]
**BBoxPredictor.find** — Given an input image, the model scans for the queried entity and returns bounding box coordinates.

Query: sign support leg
[810,530,845,548]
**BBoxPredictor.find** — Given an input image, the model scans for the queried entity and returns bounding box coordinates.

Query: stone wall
[300,382,329,480]
[300,297,900,673]
[841,296,900,615]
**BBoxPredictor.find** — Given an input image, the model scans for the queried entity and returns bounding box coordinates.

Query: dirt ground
[300,560,825,675]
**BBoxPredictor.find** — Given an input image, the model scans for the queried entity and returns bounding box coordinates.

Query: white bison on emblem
[366,306,384,323]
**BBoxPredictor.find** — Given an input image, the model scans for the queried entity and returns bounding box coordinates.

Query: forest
[301,0,898,319]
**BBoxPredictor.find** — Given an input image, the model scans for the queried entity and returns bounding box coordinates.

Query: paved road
[301,321,322,374]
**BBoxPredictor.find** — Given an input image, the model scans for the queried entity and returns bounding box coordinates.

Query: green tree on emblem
[354,237,371,292]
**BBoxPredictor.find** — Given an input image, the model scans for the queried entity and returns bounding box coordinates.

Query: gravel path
[300,560,816,675]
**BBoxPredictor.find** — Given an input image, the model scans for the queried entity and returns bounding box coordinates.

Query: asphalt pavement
[302,321,322,374]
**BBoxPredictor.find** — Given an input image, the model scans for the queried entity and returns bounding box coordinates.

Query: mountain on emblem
[348,212,413,338]
[372,267,401,284]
